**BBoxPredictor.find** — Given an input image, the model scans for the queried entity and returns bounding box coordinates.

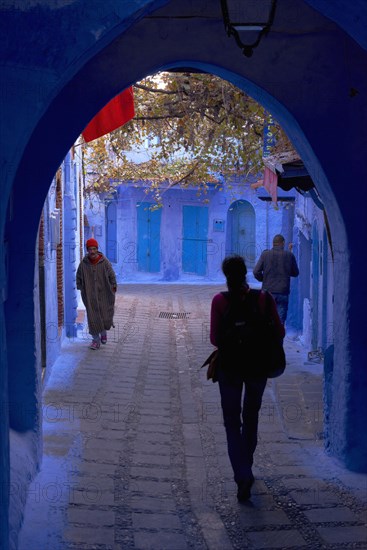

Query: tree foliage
[82,72,293,205]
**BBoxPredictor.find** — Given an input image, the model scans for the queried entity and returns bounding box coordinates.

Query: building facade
[37,147,84,385]
[85,178,333,356]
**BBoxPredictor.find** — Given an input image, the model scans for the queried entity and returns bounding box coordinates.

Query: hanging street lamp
[220,0,277,57]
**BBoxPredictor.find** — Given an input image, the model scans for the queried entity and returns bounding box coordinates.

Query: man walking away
[253,234,299,325]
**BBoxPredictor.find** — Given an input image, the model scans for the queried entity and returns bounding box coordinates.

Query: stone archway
[2,1,367,545]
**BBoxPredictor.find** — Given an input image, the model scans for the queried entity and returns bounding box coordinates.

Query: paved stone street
[18,285,367,549]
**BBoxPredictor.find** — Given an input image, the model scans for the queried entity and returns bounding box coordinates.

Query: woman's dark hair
[221,255,247,292]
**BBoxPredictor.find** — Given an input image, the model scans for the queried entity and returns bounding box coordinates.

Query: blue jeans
[272,293,289,325]
[218,368,267,484]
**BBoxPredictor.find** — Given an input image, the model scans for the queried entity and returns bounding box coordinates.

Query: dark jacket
[253,245,299,295]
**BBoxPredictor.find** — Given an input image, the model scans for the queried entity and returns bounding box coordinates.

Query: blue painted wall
[41,176,62,373]
[62,152,79,340]
[86,180,294,286]
[0,1,366,546]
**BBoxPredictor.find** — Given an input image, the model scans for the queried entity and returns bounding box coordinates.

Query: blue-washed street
[18,285,366,549]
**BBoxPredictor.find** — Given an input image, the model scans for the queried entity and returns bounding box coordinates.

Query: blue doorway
[106,200,117,263]
[182,205,208,275]
[227,200,256,267]
[137,202,161,272]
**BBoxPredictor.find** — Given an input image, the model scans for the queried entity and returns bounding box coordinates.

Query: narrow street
[18,285,366,549]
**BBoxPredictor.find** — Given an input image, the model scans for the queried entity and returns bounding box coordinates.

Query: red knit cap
[86,238,98,249]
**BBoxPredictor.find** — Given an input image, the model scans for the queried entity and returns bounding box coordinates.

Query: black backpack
[217,289,285,378]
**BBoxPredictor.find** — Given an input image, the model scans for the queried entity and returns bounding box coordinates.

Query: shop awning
[263,151,315,192]
[251,150,315,204]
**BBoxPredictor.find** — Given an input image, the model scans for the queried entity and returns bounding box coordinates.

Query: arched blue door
[182,205,208,275]
[106,200,117,263]
[228,200,256,267]
[311,224,320,350]
[137,202,161,272]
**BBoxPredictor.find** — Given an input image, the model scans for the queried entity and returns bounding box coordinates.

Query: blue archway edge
[1,61,356,471]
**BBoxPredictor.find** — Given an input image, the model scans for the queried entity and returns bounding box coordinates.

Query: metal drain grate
[158,312,191,319]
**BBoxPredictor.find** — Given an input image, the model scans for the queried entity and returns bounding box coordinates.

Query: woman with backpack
[210,255,285,502]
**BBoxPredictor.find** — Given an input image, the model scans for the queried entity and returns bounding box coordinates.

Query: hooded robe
[76,253,116,335]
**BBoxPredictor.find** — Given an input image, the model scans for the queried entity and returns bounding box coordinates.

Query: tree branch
[134,83,178,95]
[134,114,186,121]
[166,161,201,189]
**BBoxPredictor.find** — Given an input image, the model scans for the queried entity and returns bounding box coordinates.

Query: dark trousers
[218,369,267,484]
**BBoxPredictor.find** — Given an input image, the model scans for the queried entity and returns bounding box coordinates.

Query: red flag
[82,87,135,143]
[263,166,278,205]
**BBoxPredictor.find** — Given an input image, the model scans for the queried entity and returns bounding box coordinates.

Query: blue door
[311,224,319,350]
[182,205,208,275]
[137,202,161,272]
[106,201,117,263]
[228,200,256,267]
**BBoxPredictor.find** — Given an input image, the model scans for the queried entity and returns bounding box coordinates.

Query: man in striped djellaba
[76,238,117,350]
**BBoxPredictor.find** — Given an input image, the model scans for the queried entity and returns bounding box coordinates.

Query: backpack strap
[222,289,264,305]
